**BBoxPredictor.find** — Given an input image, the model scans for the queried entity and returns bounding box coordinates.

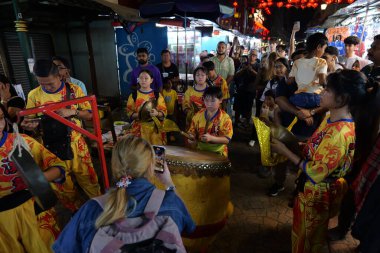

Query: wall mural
[115,22,168,98]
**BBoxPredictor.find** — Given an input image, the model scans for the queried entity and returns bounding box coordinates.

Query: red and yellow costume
[0,132,66,253]
[292,118,355,253]
[162,89,177,116]
[211,75,230,101]
[188,108,233,157]
[183,86,206,129]
[126,90,167,145]
[26,82,101,212]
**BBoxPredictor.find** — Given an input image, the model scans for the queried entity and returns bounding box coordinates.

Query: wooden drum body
[164,146,233,252]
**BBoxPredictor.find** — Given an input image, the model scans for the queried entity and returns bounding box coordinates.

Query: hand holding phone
[153,145,165,173]
[293,21,300,32]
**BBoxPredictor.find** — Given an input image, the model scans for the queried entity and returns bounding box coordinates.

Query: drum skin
[162,146,233,252]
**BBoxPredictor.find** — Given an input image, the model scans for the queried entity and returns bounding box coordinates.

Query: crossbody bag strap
[143,189,165,216]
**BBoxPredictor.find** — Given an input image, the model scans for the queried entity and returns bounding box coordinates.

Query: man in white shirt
[340,36,372,70]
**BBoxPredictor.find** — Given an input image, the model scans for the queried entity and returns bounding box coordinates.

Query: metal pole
[185,12,188,85]
[11,0,35,90]
[85,21,99,96]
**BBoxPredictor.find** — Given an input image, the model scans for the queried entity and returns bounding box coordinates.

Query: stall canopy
[322,0,380,28]
[139,0,234,21]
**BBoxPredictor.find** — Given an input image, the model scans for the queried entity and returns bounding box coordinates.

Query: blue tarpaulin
[115,22,168,98]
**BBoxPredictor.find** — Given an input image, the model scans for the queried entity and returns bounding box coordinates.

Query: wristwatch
[166,185,176,191]
[310,109,316,116]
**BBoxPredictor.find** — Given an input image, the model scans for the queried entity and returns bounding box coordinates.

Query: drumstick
[180,131,192,139]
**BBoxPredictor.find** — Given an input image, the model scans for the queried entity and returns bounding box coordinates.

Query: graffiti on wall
[115,23,168,98]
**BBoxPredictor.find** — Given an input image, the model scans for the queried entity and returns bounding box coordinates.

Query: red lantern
[286,3,292,8]
[251,7,255,13]
[312,3,318,8]
[301,0,307,3]
[262,2,267,7]
[347,0,354,3]
[307,2,313,7]
[233,1,238,7]
[268,2,273,6]
[277,1,284,7]
[301,4,306,9]
[337,0,342,3]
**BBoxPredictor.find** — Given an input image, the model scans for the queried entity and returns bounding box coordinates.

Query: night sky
[263,7,318,41]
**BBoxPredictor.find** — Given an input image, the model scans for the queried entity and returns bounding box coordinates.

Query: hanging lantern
[307,2,313,7]
[312,3,318,8]
[233,1,238,7]
[301,4,306,9]
[347,0,354,3]
[262,2,268,8]
[277,1,284,7]
[301,0,308,3]
[286,3,292,8]
[268,2,273,6]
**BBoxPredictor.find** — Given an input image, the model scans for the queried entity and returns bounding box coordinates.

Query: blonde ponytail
[95,187,128,228]
[95,135,154,228]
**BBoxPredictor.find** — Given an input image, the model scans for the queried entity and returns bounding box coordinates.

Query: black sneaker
[268,183,285,197]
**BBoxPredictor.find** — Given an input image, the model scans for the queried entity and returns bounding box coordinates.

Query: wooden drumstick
[180,131,191,139]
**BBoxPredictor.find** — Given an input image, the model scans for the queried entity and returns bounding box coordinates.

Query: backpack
[41,83,75,160]
[89,189,187,253]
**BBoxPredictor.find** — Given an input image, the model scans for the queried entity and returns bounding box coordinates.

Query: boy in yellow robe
[188,86,233,157]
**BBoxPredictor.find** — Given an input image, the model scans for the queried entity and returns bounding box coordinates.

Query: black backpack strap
[132,91,137,102]
[143,189,165,217]
[154,91,160,101]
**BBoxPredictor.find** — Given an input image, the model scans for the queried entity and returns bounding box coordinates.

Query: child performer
[202,61,230,110]
[187,86,233,157]
[126,69,167,145]
[162,78,178,121]
[183,66,208,129]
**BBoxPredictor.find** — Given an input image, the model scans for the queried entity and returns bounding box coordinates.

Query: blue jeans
[289,93,320,109]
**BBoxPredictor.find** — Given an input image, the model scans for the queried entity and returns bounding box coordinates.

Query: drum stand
[18,95,110,190]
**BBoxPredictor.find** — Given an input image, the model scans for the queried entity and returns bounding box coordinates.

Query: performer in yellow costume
[188,86,233,157]
[126,69,167,145]
[203,61,230,110]
[270,70,375,253]
[0,105,66,253]
[22,59,101,212]
[183,67,208,129]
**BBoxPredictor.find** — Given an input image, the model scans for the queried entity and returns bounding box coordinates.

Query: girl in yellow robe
[271,70,377,253]
[126,69,167,145]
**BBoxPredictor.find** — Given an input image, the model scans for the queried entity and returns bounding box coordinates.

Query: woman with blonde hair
[53,135,195,252]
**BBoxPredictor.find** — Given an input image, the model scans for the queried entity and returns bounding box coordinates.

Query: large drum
[163,146,233,252]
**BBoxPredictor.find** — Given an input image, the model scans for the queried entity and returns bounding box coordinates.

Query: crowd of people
[0,30,380,253]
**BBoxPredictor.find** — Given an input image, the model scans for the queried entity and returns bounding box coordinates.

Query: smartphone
[152,145,165,173]
[293,21,300,32]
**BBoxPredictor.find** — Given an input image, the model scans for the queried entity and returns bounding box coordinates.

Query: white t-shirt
[341,55,372,70]
[289,57,327,94]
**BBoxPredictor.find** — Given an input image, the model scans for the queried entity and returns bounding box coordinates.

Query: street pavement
[208,126,359,253]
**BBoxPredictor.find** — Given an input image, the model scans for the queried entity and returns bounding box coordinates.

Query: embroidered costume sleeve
[302,119,355,184]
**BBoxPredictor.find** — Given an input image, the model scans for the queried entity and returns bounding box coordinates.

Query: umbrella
[139,0,234,83]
